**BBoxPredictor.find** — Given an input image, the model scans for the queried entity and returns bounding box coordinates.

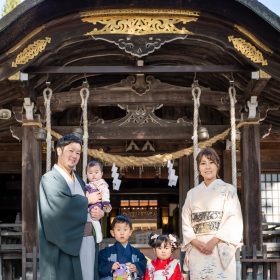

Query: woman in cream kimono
[182,147,243,280]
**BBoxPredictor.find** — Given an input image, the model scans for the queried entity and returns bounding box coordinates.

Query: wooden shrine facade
[0,2,280,277]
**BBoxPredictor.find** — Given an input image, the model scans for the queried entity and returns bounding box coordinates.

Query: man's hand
[86,191,101,205]
[90,206,104,221]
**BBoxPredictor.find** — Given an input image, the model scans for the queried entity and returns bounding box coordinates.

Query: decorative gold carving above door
[12,37,51,67]
[80,9,199,57]
[228,35,268,66]
[81,9,199,36]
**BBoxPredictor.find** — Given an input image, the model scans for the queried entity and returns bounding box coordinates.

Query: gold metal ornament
[81,9,199,36]
[8,72,20,80]
[72,127,84,139]
[12,37,51,67]
[234,25,273,54]
[228,35,268,66]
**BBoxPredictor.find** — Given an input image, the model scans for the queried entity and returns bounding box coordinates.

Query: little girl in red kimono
[144,233,184,280]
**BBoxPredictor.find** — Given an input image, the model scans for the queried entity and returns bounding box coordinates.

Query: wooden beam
[53,125,228,140]
[51,124,271,140]
[37,87,230,111]
[244,71,271,97]
[24,65,252,74]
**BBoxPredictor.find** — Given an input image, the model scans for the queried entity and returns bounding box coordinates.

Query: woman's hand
[86,191,101,204]
[205,237,220,253]
[90,206,104,221]
[191,239,212,255]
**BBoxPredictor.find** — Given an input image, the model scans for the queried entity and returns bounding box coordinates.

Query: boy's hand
[112,262,120,271]
[126,263,137,273]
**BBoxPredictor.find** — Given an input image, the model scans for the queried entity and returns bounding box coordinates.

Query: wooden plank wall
[0,143,21,174]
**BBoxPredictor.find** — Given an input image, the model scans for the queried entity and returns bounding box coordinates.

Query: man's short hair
[111,215,132,230]
[56,134,83,150]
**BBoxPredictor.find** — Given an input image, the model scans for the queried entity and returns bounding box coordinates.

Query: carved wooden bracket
[247,96,258,119]
[130,74,151,96]
[10,126,22,141]
[110,104,192,127]
[12,98,42,124]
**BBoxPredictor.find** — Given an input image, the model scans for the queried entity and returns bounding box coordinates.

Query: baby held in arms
[85,159,112,243]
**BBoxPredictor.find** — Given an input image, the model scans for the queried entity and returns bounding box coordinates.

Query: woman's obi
[191,211,223,235]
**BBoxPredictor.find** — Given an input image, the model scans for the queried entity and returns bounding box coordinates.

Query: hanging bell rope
[80,82,90,181]
[192,81,201,186]
[43,83,53,172]
[229,81,237,187]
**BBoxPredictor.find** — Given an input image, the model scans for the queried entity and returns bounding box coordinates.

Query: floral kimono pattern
[144,258,183,280]
[182,179,243,280]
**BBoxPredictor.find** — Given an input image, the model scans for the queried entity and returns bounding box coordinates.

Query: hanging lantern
[72,127,83,139]
[198,126,209,141]
[33,127,47,141]
[0,109,12,120]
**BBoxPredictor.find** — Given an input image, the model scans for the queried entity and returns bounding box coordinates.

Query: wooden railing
[263,222,280,244]
[2,222,280,280]
[22,246,39,280]
[0,223,22,280]
[241,244,280,280]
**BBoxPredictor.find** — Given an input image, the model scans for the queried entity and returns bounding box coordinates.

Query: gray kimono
[38,166,97,280]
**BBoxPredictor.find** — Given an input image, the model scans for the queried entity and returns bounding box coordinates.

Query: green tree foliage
[2,0,20,17]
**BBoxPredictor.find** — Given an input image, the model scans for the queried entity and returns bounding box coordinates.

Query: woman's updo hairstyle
[148,233,179,252]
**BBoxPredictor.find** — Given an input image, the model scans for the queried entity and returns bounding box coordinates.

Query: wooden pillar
[179,155,194,238]
[223,149,232,184]
[241,124,262,249]
[22,125,42,250]
[14,98,43,251]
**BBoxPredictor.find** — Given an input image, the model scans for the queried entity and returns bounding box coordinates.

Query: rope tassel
[43,85,53,172]
[228,83,237,187]
[192,82,201,186]
[80,82,90,181]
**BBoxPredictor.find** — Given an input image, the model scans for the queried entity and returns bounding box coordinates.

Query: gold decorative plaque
[8,72,20,80]
[234,25,273,54]
[228,36,268,66]
[12,37,51,67]
[81,9,199,36]
[259,70,271,79]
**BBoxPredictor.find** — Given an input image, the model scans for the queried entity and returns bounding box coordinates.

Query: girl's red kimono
[144,258,184,280]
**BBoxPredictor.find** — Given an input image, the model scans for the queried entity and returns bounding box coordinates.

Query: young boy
[85,159,112,243]
[98,215,147,280]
